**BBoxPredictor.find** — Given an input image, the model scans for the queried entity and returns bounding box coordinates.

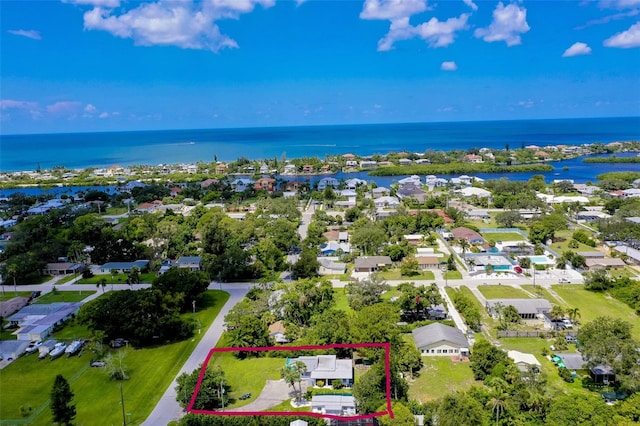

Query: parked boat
[38,340,58,360]
[49,342,67,360]
[65,340,84,357]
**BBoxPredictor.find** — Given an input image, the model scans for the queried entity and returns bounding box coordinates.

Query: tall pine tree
[51,374,76,425]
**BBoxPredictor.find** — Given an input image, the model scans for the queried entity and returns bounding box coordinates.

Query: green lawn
[408,357,477,402]
[553,285,640,340]
[548,229,598,254]
[481,232,526,242]
[520,285,563,306]
[210,335,286,409]
[333,289,355,314]
[0,290,229,426]
[54,274,79,284]
[0,291,31,301]
[104,207,128,215]
[377,269,435,281]
[76,272,156,285]
[443,270,462,280]
[477,285,531,299]
[33,290,96,304]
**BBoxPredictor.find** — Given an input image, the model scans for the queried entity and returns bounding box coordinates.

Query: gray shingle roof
[412,323,469,349]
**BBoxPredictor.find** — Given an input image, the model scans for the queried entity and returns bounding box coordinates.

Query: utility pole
[120,383,126,426]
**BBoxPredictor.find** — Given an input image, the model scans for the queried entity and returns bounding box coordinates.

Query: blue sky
[1,0,639,134]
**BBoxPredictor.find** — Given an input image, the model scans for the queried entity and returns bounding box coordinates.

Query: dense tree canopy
[153,267,210,312]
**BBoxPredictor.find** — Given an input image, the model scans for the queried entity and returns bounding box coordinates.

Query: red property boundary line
[187,342,393,421]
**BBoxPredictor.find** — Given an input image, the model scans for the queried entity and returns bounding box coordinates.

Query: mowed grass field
[477,285,531,299]
[553,285,640,340]
[33,290,95,304]
[481,232,526,242]
[0,290,229,425]
[407,357,477,402]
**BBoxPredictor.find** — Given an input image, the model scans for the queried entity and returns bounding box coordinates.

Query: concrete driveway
[227,379,303,412]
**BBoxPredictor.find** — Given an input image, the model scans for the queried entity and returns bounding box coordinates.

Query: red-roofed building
[451,227,484,244]
[254,177,276,192]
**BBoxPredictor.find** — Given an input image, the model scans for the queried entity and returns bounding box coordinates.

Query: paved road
[142,283,252,426]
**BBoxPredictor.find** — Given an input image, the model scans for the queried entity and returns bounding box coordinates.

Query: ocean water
[1,116,639,173]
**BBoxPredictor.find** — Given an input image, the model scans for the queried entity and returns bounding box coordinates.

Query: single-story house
[345,178,367,189]
[99,260,149,274]
[451,227,484,244]
[584,257,626,271]
[412,323,469,357]
[7,302,82,341]
[507,350,541,373]
[466,209,490,220]
[396,183,428,203]
[317,258,347,275]
[310,395,356,416]
[42,262,84,276]
[289,354,353,387]
[176,256,202,271]
[559,353,587,371]
[231,178,254,192]
[353,256,393,273]
[317,177,339,190]
[319,242,351,256]
[613,245,640,264]
[590,365,615,384]
[486,298,551,319]
[372,187,390,198]
[457,187,491,198]
[577,251,605,259]
[374,196,400,208]
[416,256,440,270]
[268,321,289,344]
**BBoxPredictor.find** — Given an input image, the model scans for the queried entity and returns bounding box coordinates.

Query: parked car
[90,361,106,368]
[110,338,126,348]
[559,278,572,283]
[562,319,573,329]
[565,335,577,343]
[239,393,252,400]
[25,340,43,354]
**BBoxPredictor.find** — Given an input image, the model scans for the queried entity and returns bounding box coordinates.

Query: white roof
[457,187,491,197]
[508,350,541,367]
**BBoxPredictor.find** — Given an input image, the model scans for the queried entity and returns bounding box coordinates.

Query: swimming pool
[529,255,553,264]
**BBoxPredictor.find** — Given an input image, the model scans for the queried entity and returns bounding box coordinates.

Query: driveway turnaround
[227,379,300,412]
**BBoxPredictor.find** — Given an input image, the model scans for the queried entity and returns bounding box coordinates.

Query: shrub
[316,380,325,387]
[332,379,344,390]
[558,367,574,383]
[82,269,94,279]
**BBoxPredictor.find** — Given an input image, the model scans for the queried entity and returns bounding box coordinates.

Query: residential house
[344,160,358,168]
[317,177,339,190]
[317,258,347,275]
[320,242,351,256]
[283,164,297,175]
[508,350,541,373]
[170,187,183,197]
[42,262,84,276]
[231,178,253,192]
[359,160,377,169]
[416,256,440,270]
[396,183,428,203]
[260,163,270,174]
[200,178,218,188]
[590,365,615,384]
[486,299,551,319]
[457,187,491,198]
[559,353,587,371]
[466,209,490,220]
[310,395,356,416]
[412,323,470,357]
[451,227,484,244]
[268,321,289,344]
[345,178,367,189]
[176,256,202,271]
[398,175,422,186]
[584,257,626,271]
[374,196,400,208]
[254,177,276,192]
[289,354,354,387]
[372,187,390,198]
[462,154,483,163]
[577,251,605,259]
[398,158,413,166]
[353,256,393,273]
[415,158,431,164]
[215,163,228,174]
[99,260,149,274]
[7,302,82,341]
[302,164,315,173]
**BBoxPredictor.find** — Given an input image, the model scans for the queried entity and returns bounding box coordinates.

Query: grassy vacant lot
[481,232,526,242]
[0,290,229,426]
[0,291,31,301]
[333,289,354,314]
[55,274,79,284]
[443,270,462,280]
[553,285,640,340]
[408,357,477,402]
[520,285,563,306]
[76,272,156,285]
[548,229,598,254]
[477,285,530,299]
[377,269,435,281]
[33,290,95,304]
[210,335,290,409]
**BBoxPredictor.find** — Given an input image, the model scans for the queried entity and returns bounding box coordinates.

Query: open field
[0,291,31,301]
[548,229,598,254]
[477,285,531,299]
[553,285,640,340]
[76,272,156,285]
[33,290,95,304]
[407,357,477,402]
[520,285,563,306]
[0,290,229,425]
[210,336,295,409]
[443,271,462,280]
[377,269,435,281]
[333,289,355,314]
[481,232,526,242]
[55,274,79,284]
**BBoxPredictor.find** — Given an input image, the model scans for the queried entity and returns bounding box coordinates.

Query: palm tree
[458,239,470,255]
[96,278,107,294]
[567,307,581,325]
[550,305,565,329]
[6,264,18,296]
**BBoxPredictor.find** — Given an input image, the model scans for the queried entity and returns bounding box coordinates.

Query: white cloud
[99,112,110,118]
[0,99,38,110]
[76,0,274,52]
[415,13,469,47]
[360,0,428,21]
[518,100,534,108]
[84,103,97,112]
[46,101,82,114]
[463,0,478,11]
[603,21,640,47]
[474,2,529,46]
[7,29,42,40]
[600,0,640,8]
[562,42,592,57]
[441,60,458,70]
